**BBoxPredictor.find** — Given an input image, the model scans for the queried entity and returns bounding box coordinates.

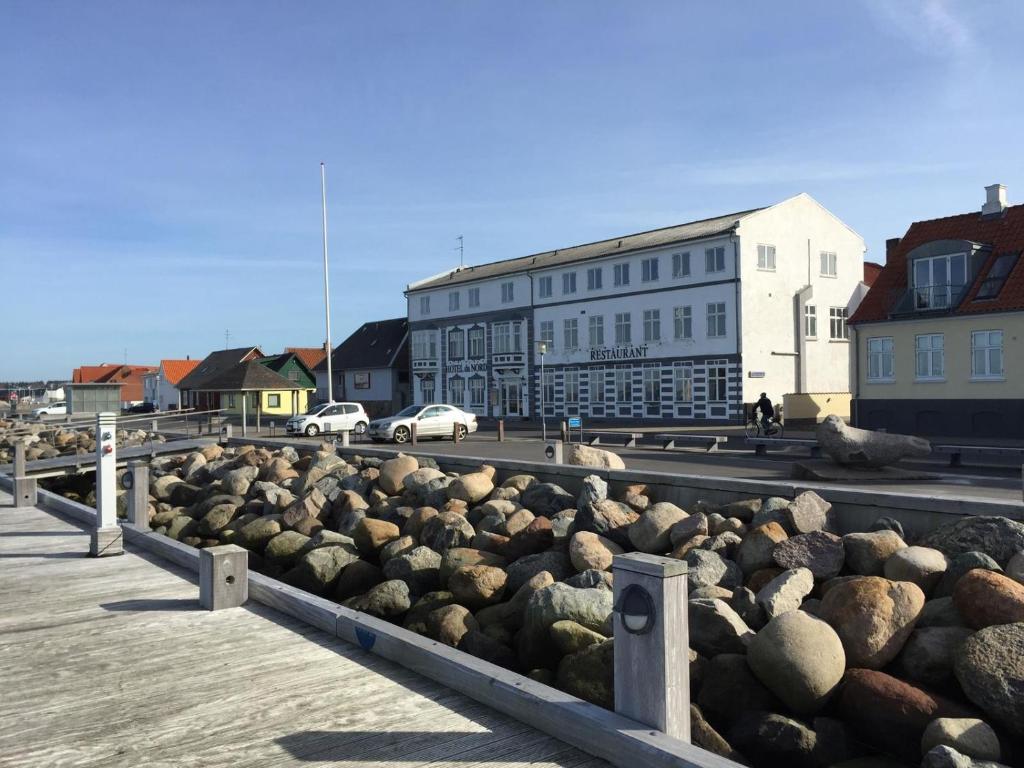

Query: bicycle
[744,414,785,439]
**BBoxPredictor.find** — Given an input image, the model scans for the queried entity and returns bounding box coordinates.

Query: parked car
[368,404,478,443]
[125,401,157,414]
[33,402,67,417]
[285,402,369,437]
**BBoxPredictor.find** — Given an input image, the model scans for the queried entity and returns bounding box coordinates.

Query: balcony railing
[890,283,968,316]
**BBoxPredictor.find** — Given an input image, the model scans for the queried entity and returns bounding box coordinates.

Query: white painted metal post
[127,461,150,529]
[13,440,37,507]
[340,429,350,447]
[241,395,247,437]
[90,411,123,557]
[612,553,690,742]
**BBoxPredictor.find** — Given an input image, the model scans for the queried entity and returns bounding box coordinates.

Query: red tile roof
[160,359,201,385]
[286,346,327,370]
[71,364,157,402]
[850,203,1024,324]
[72,364,120,383]
[863,261,883,287]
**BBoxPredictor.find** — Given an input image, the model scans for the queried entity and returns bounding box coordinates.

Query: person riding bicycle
[755,393,776,434]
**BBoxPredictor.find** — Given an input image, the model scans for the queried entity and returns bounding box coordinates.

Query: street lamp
[536,339,548,441]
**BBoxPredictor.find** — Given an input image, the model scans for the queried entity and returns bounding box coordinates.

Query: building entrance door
[501,380,522,417]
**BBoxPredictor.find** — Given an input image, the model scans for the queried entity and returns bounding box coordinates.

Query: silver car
[368,404,478,443]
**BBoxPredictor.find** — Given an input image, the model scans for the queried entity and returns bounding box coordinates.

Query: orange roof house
[285,346,328,370]
[71,363,158,403]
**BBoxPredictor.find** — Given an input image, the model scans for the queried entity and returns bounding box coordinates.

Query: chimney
[982,183,1007,217]
[885,237,901,264]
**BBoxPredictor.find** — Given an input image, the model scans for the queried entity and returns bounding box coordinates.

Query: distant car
[285,402,369,437]
[33,402,67,417]
[125,402,157,414]
[368,404,478,444]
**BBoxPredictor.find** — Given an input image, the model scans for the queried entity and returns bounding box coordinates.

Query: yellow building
[849,184,1023,437]
[189,360,312,423]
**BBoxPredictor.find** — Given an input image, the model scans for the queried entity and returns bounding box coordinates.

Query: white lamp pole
[537,340,548,441]
[321,162,334,404]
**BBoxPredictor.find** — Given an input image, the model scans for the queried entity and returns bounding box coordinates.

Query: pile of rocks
[1,419,164,464]
[134,443,1024,768]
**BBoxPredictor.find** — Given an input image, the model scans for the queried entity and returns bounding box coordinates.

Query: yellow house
[190,360,312,424]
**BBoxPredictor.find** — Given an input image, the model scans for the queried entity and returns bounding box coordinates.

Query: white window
[707,302,726,338]
[641,257,659,282]
[971,330,1004,379]
[588,315,604,347]
[614,368,632,401]
[587,267,603,290]
[421,379,435,403]
[707,361,728,402]
[757,244,776,271]
[448,292,460,311]
[538,276,553,298]
[915,334,944,380]
[470,377,485,407]
[673,364,693,402]
[468,327,484,358]
[867,337,895,382]
[448,376,465,406]
[913,253,967,309]
[829,307,849,340]
[468,288,480,308]
[563,318,579,350]
[705,246,725,273]
[614,312,631,344]
[805,305,817,338]
[493,323,512,353]
[674,306,692,340]
[513,322,522,352]
[539,320,554,350]
[542,368,555,406]
[447,328,465,359]
[672,252,691,278]
[562,272,577,294]
[420,295,430,315]
[643,367,660,402]
[643,309,660,342]
[412,330,438,359]
[820,251,838,277]
[565,370,579,404]
[613,263,630,286]
[501,282,514,303]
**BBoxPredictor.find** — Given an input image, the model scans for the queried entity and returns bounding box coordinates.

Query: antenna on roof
[225,329,230,349]
[456,235,464,267]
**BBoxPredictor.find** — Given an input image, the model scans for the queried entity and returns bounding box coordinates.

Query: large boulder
[333,560,384,600]
[236,515,283,550]
[819,576,925,668]
[735,522,788,575]
[953,622,1024,737]
[684,549,743,591]
[520,482,575,517]
[427,604,478,646]
[920,516,1024,566]
[782,490,833,534]
[576,474,607,511]
[420,511,475,553]
[696,653,782,726]
[817,414,931,467]
[475,570,554,632]
[565,443,625,470]
[952,568,1024,628]
[523,583,613,637]
[381,546,442,595]
[921,718,1002,763]
[729,712,817,768]
[556,639,614,708]
[568,531,623,572]
[505,550,573,593]
[438,548,507,587]
[892,626,973,688]
[933,551,1003,599]
[343,579,411,619]
[756,568,814,620]
[629,502,686,553]
[352,518,401,556]
[263,530,312,568]
[221,465,259,496]
[289,543,361,595]
[448,564,507,608]
[843,530,907,576]
[747,610,845,714]
[884,546,948,595]
[688,598,754,657]
[549,619,606,655]
[773,531,844,579]
[574,499,638,549]
[446,472,495,504]
[378,454,419,495]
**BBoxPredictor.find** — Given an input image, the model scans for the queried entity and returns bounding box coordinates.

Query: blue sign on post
[568,417,582,429]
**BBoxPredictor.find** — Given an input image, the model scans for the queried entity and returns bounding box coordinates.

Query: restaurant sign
[589,344,650,362]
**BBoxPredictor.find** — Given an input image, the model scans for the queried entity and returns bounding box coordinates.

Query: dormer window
[913,253,966,309]
[975,252,1019,300]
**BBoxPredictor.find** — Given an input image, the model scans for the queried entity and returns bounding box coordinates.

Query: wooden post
[127,461,150,529]
[612,553,689,742]
[453,423,460,444]
[410,422,417,446]
[199,544,249,610]
[90,411,123,557]
[13,440,37,507]
[497,419,505,442]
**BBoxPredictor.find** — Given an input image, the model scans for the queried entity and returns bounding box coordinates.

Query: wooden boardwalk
[0,492,609,768]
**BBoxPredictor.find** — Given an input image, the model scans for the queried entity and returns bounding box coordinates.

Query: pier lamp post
[536,340,548,442]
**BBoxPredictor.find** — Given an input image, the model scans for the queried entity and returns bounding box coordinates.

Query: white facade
[406,194,865,422]
[142,367,185,411]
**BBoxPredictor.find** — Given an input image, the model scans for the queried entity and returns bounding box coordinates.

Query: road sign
[568,417,582,428]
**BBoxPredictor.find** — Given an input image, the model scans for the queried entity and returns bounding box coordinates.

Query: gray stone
[420,511,475,553]
[520,482,575,517]
[735,522,788,575]
[382,545,442,595]
[696,653,782,725]
[918,596,966,628]
[574,499,638,549]
[783,490,832,534]
[920,516,1024,566]
[629,502,686,553]
[576,474,607,512]
[1008,551,1024,585]
[817,414,931,467]
[933,551,1002,598]
[701,532,743,559]
[756,568,814,619]
[505,550,573,593]
[684,549,743,591]
[263,530,312,568]
[669,512,708,547]
[843,530,907,575]
[556,638,614,708]
[568,531,622,572]
[378,454,419,495]
[773,531,845,579]
[343,579,411,619]
[921,718,1001,763]
[884,546,948,594]
[892,626,973,688]
[289,543,361,595]
[565,569,613,591]
[954,622,1024,737]
[402,591,456,635]
[729,711,817,768]
[688,598,754,657]
[730,586,766,630]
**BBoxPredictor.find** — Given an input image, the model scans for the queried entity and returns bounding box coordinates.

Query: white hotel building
[406,194,866,423]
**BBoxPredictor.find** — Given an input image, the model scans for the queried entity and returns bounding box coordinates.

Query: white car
[33,402,67,417]
[285,402,369,437]
[368,404,478,444]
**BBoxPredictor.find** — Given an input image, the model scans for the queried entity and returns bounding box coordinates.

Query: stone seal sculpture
[816,414,931,468]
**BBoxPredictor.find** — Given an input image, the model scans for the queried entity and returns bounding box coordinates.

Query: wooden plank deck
[0,491,609,768]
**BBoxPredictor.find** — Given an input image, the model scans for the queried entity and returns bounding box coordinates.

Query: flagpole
[321,162,333,404]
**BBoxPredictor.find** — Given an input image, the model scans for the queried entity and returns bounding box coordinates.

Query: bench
[653,434,728,453]
[933,444,1024,468]
[586,431,643,448]
[746,437,821,458]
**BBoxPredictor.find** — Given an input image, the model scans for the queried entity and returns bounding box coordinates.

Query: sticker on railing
[355,626,376,651]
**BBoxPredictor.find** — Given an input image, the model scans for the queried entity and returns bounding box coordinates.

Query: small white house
[143,359,201,410]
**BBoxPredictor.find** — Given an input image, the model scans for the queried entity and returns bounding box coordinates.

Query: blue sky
[3,1,1023,379]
